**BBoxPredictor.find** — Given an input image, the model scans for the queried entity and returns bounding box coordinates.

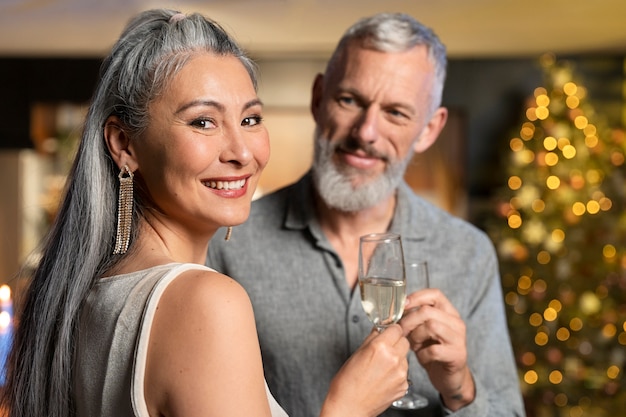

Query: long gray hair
[1,9,257,417]
[326,12,447,116]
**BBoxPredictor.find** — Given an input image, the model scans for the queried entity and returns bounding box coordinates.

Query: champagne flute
[358,233,406,332]
[391,260,430,410]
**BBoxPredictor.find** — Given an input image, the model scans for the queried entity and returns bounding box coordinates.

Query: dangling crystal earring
[224,226,233,241]
[113,165,134,254]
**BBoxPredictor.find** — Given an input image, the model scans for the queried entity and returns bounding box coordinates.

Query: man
[208,12,525,417]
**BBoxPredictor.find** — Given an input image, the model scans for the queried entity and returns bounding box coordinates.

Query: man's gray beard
[311,130,413,212]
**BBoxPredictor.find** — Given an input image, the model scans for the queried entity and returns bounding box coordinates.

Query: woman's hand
[320,324,410,417]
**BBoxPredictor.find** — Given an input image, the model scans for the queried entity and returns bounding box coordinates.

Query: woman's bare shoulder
[145,267,269,416]
[162,267,253,316]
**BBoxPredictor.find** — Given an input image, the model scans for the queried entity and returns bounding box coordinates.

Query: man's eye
[242,116,263,127]
[338,96,355,106]
[388,109,409,119]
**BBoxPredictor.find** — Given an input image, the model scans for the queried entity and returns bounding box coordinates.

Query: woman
[1,9,409,417]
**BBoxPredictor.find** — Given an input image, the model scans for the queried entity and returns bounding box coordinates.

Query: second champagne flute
[391,260,431,410]
[358,232,406,332]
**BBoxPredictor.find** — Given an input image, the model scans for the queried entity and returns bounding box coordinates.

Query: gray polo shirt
[208,172,525,417]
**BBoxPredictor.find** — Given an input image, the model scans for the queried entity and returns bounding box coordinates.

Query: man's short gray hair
[327,12,447,115]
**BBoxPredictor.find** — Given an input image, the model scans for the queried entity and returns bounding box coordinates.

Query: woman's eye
[190,118,216,129]
[242,115,263,127]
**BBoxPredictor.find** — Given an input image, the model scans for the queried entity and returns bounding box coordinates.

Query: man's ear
[413,107,448,154]
[310,73,324,124]
[104,115,137,171]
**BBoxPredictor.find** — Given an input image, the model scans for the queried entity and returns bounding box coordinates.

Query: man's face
[311,43,438,212]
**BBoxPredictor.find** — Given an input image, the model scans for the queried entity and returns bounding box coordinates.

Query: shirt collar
[283,171,429,242]
[284,172,316,231]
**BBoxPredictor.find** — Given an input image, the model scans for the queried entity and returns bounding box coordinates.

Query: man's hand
[399,288,476,411]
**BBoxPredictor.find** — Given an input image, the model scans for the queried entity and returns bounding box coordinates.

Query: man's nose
[351,106,380,144]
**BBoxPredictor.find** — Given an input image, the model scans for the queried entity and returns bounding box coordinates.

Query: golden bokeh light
[543,136,557,150]
[602,323,617,338]
[599,197,612,211]
[521,122,535,140]
[536,94,550,106]
[583,124,596,136]
[532,199,545,212]
[537,250,551,264]
[544,152,558,166]
[562,144,576,159]
[529,312,543,327]
[586,200,600,214]
[510,137,524,151]
[508,175,522,190]
[546,176,560,190]
[549,299,562,312]
[543,307,558,321]
[557,137,571,149]
[556,327,570,341]
[531,199,546,213]
[563,81,577,95]
[526,107,538,121]
[524,370,538,384]
[572,202,586,216]
[607,365,620,379]
[505,291,519,306]
[549,370,563,384]
[508,214,522,229]
[535,331,549,346]
[551,229,565,242]
[518,275,532,290]
[536,106,549,120]
[565,95,579,109]
[570,317,583,331]
[585,134,599,148]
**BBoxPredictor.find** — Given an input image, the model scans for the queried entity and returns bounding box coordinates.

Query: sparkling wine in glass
[358,233,406,332]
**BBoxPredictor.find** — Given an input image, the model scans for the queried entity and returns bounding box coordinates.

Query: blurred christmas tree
[488,54,626,416]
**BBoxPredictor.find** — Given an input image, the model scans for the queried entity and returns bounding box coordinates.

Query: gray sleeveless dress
[73,262,288,417]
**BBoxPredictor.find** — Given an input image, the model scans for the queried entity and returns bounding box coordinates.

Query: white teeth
[204,179,246,190]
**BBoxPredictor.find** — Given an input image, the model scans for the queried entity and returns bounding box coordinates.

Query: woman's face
[131,52,269,236]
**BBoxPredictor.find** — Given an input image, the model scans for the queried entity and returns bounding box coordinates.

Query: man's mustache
[334,138,389,162]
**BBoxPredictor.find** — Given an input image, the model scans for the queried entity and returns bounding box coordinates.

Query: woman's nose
[221,127,253,166]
